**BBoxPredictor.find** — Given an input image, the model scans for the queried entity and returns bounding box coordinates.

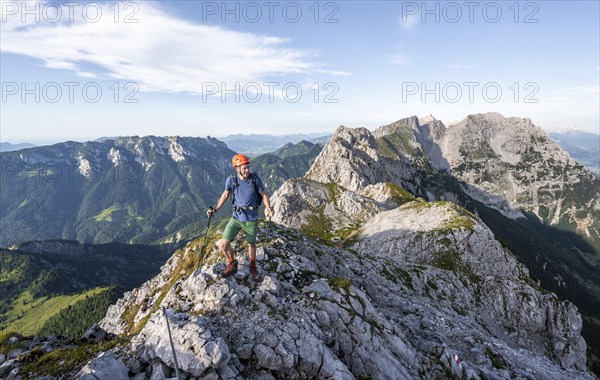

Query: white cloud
[0,1,335,94]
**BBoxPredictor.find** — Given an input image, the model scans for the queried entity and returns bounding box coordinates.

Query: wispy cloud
[387,54,409,65]
[315,69,352,76]
[0,1,342,94]
[398,12,419,30]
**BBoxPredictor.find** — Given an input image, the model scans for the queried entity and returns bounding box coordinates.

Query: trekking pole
[162,307,182,380]
[197,212,213,266]
[265,216,271,243]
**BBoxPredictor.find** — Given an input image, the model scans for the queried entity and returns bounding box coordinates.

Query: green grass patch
[401,199,437,211]
[403,201,477,232]
[443,215,476,231]
[376,129,417,158]
[2,288,108,336]
[93,205,122,222]
[300,206,333,241]
[429,250,482,285]
[384,182,415,205]
[326,183,342,208]
[328,277,352,296]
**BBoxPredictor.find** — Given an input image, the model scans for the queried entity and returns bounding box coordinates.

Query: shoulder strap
[250,173,262,206]
[230,175,238,205]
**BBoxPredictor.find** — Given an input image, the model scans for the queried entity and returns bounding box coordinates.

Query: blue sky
[1,0,599,144]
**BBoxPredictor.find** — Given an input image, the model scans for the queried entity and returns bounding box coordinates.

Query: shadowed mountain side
[251,140,324,193]
[0,240,171,337]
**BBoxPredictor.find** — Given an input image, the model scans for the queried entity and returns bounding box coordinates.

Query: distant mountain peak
[0,142,37,152]
[418,113,437,124]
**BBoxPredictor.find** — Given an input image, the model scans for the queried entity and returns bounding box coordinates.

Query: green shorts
[223,218,259,244]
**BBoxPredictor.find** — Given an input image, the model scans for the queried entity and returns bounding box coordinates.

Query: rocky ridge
[271,116,600,375]
[83,196,594,379]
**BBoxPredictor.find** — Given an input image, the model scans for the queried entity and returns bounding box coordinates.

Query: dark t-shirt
[225,174,264,222]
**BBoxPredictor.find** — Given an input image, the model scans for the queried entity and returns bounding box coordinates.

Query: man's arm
[207,190,230,217]
[261,192,274,218]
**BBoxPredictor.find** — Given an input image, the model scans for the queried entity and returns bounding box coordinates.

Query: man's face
[237,163,250,178]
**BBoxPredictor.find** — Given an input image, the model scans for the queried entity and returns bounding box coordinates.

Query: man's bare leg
[248,243,256,262]
[219,239,238,278]
[221,239,235,261]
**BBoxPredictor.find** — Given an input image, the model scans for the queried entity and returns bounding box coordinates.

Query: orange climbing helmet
[232,153,250,168]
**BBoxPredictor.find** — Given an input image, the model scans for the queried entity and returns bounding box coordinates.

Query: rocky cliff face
[91,197,593,379]
[434,113,600,248]
[295,116,599,309]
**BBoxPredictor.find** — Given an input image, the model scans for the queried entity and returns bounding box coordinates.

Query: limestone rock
[75,351,128,380]
[131,309,230,377]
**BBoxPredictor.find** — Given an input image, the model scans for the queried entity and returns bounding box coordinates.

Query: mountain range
[0,137,323,247]
[0,113,599,378]
[0,142,37,153]
[0,136,235,245]
[251,140,324,193]
[218,133,331,156]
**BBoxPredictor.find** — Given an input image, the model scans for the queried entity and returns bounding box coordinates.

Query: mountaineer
[207,154,274,280]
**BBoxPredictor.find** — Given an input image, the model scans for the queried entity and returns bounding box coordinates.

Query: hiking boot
[249,262,260,281]
[220,260,238,278]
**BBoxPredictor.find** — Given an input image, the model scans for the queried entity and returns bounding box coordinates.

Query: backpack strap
[230,174,238,207]
[249,173,262,207]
